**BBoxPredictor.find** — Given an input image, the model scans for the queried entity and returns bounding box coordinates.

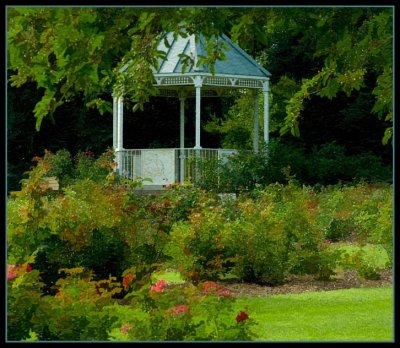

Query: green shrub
[74,149,115,182]
[165,207,230,283]
[7,263,44,341]
[325,218,355,242]
[196,140,392,192]
[124,182,202,234]
[216,150,269,193]
[7,148,393,341]
[40,148,116,189]
[8,154,168,295]
[166,183,341,285]
[295,241,342,281]
[351,184,393,266]
[107,279,258,341]
[335,244,390,280]
[228,184,338,283]
[316,182,393,258]
[7,155,56,262]
[30,268,121,341]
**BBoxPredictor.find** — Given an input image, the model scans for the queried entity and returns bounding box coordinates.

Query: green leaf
[137,12,156,31]
[90,34,105,52]
[163,36,171,48]
[86,98,112,115]
[132,103,140,113]
[22,330,39,341]
[33,89,56,131]
[210,63,216,76]
[291,122,300,137]
[382,127,392,145]
[79,9,96,23]
[320,79,340,99]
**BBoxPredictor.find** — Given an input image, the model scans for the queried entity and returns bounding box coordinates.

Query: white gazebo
[112,31,271,188]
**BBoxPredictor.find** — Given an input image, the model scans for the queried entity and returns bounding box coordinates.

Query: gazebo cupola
[112,31,271,187]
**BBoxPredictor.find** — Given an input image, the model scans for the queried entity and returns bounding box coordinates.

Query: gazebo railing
[118,148,237,187]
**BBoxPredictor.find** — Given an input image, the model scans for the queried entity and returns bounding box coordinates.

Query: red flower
[168,304,189,316]
[122,273,135,290]
[236,310,249,323]
[26,264,32,273]
[150,279,167,293]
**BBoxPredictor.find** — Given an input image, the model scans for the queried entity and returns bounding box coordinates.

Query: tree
[7,7,393,143]
[7,7,231,130]
[260,7,393,145]
[204,7,393,154]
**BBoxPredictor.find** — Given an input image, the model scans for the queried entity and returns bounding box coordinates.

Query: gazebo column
[116,95,124,174]
[179,96,186,183]
[253,91,259,153]
[262,79,270,150]
[112,95,118,151]
[194,76,203,149]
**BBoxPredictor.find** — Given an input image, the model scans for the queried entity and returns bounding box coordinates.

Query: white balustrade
[119,148,237,187]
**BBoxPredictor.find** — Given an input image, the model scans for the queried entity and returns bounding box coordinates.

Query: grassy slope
[234,287,394,342]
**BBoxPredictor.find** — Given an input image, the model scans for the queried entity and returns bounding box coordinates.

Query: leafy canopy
[7,7,230,130]
[7,7,393,144]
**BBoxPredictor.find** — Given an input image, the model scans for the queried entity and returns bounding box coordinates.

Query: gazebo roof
[119,31,271,97]
[155,31,271,78]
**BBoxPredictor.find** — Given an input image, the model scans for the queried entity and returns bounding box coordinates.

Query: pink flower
[120,323,132,335]
[8,263,33,280]
[168,304,189,316]
[236,310,249,323]
[150,279,167,293]
[7,265,18,280]
[216,289,232,297]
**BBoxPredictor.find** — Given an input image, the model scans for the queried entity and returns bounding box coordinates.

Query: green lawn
[235,287,394,342]
[153,270,393,342]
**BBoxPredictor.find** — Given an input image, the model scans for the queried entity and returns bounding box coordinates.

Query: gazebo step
[135,185,166,195]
